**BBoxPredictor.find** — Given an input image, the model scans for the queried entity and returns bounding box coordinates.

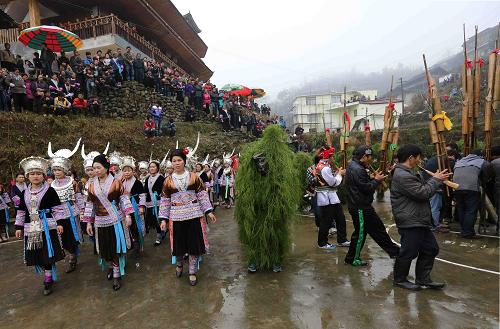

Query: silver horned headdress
[81,142,109,169]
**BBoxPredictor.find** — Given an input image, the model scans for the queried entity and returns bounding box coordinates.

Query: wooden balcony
[4,15,189,77]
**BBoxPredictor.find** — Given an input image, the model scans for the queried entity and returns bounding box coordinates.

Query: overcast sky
[173,0,500,99]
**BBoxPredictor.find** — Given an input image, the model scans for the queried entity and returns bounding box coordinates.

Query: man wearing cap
[315,146,350,250]
[344,145,400,266]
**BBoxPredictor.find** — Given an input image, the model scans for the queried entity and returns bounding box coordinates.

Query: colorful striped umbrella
[18,25,83,53]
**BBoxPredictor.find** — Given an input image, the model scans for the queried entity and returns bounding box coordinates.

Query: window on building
[309,128,317,133]
[331,95,341,104]
[306,97,316,105]
[307,114,317,122]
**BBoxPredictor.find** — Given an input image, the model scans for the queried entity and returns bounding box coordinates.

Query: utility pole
[400,77,405,115]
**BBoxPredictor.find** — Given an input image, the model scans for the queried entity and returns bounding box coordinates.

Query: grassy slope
[0,112,253,181]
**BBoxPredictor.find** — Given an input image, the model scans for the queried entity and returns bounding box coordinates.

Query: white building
[291,90,402,133]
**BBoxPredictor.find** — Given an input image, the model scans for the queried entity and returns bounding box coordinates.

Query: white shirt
[316,166,342,206]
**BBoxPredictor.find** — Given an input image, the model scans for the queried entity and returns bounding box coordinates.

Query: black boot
[393,258,422,291]
[43,280,53,296]
[415,255,445,290]
[112,277,121,291]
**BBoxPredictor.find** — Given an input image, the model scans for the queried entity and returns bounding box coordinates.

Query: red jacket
[144,120,156,130]
[72,98,88,109]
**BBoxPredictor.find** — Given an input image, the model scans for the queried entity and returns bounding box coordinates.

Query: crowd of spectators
[0,42,274,133]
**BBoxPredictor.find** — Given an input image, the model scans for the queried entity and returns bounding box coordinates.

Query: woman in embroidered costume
[83,155,134,291]
[144,157,165,246]
[218,155,235,209]
[11,173,26,216]
[15,156,65,296]
[48,139,83,273]
[80,142,109,247]
[120,156,146,260]
[159,149,216,286]
[0,183,13,242]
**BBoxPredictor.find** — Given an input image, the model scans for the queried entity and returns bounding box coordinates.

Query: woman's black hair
[93,154,110,173]
[397,144,422,163]
[170,149,187,163]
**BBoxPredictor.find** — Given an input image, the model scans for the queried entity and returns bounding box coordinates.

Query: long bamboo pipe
[418,166,459,190]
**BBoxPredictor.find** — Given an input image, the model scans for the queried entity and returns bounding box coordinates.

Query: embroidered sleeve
[15,195,27,229]
[52,204,66,222]
[158,179,171,220]
[194,176,212,214]
[82,197,95,223]
[75,192,85,212]
[12,195,21,207]
[2,192,12,204]
[120,194,134,215]
[158,196,171,220]
[139,193,146,207]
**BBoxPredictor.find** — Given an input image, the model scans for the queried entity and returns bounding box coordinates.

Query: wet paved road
[0,200,498,329]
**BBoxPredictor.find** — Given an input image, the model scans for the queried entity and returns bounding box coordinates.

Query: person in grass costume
[235,125,301,273]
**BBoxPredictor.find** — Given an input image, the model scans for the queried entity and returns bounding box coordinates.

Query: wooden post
[28,0,41,27]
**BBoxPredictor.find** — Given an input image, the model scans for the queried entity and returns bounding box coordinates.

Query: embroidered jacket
[82,175,134,227]
[145,174,165,208]
[158,172,212,222]
[0,192,11,210]
[15,182,64,233]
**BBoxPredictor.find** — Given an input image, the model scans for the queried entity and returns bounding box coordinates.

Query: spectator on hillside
[220,105,231,132]
[185,106,196,122]
[62,79,76,101]
[82,51,93,66]
[123,46,134,81]
[41,90,53,114]
[149,105,163,135]
[194,81,203,111]
[1,43,16,71]
[33,74,48,113]
[0,69,9,111]
[162,118,176,137]
[144,115,156,137]
[23,73,35,111]
[110,52,123,85]
[48,73,61,97]
[53,90,71,115]
[203,90,211,114]
[72,92,88,115]
[134,54,145,83]
[7,69,26,112]
[89,96,101,116]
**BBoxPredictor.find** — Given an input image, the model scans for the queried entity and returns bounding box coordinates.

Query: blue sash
[130,195,144,245]
[111,201,127,276]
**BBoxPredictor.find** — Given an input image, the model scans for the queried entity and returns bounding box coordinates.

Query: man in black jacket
[344,145,400,266]
[391,144,450,290]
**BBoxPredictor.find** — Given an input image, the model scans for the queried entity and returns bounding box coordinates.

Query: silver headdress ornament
[47,138,81,172]
[160,150,173,170]
[149,151,161,166]
[120,155,136,170]
[108,151,123,166]
[213,158,221,168]
[185,132,201,170]
[81,142,109,169]
[223,148,235,166]
[201,154,210,166]
[20,156,50,175]
[138,161,149,171]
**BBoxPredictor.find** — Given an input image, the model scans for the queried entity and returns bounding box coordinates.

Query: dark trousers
[12,93,26,112]
[345,207,400,264]
[312,194,320,228]
[317,203,347,246]
[145,206,161,234]
[394,227,439,283]
[455,191,481,237]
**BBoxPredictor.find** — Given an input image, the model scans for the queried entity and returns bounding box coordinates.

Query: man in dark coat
[344,145,400,266]
[391,144,450,290]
